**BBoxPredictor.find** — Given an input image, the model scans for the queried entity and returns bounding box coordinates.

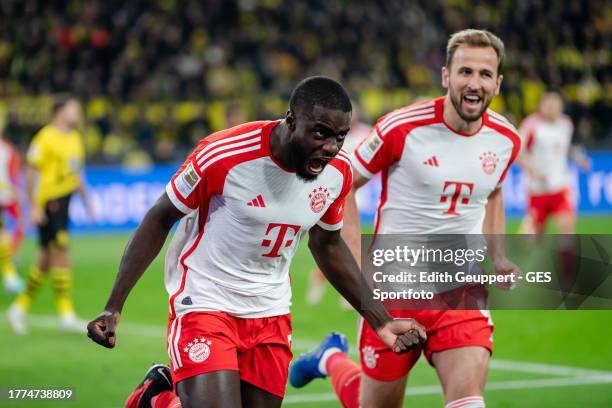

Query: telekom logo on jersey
[440,181,474,216]
[261,223,301,258]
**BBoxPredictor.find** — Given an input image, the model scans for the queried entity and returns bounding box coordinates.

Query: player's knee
[53,230,70,249]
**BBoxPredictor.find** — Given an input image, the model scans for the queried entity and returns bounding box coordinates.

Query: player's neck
[51,119,72,134]
[443,96,483,135]
[269,120,293,170]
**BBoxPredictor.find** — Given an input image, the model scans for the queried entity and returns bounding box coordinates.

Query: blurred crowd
[0,0,610,164]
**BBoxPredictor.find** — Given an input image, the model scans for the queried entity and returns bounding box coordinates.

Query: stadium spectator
[0,1,609,157]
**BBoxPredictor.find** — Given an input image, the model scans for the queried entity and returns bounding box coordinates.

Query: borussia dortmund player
[7,95,94,334]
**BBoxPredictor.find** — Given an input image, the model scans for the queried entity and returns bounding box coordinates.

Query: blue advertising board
[66,153,612,233]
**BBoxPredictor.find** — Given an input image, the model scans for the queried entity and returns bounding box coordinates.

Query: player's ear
[286,110,297,131]
[441,66,450,89]
[494,74,503,96]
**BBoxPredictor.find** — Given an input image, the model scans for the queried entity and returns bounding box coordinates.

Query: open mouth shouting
[306,156,333,176]
[463,94,482,109]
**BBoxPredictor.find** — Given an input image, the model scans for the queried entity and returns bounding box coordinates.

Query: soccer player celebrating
[517,91,590,235]
[7,95,94,334]
[291,30,521,408]
[87,76,426,408]
[305,103,372,308]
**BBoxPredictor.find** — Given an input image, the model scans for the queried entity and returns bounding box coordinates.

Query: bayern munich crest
[309,187,330,213]
[185,337,212,363]
[479,151,499,175]
[361,345,379,369]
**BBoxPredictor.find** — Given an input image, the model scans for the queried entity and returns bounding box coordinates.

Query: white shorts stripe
[173,315,183,368]
[167,318,179,370]
[196,135,261,166]
[379,107,435,132]
[195,128,262,161]
[381,113,436,136]
[200,144,261,172]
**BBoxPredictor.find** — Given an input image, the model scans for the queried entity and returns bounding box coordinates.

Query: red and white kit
[351,97,520,380]
[519,114,574,227]
[342,121,372,154]
[163,121,352,396]
[0,139,20,206]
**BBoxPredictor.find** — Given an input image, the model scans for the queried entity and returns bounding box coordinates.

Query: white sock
[318,347,343,376]
[445,396,485,408]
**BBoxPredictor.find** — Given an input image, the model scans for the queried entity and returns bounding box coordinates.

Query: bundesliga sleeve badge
[175,162,201,198]
[357,130,383,163]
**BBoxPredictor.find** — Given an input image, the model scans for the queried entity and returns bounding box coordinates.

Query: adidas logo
[423,155,439,167]
[247,195,266,207]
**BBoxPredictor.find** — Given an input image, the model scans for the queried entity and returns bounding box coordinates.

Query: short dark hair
[52,93,77,115]
[289,76,352,116]
[446,29,505,74]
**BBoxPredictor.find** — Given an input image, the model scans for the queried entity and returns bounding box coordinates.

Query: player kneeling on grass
[87,76,426,408]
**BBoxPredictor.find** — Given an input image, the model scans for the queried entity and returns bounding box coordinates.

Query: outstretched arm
[483,188,521,290]
[309,225,426,353]
[87,193,184,348]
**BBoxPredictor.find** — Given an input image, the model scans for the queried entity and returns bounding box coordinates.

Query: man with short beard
[87,76,426,408]
[291,30,521,408]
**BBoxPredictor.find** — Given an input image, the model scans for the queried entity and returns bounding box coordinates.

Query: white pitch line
[3,314,612,379]
[283,376,612,404]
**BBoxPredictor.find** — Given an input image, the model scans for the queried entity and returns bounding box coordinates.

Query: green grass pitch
[1,216,611,407]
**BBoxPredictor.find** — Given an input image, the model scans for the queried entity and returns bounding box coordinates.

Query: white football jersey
[519,114,573,194]
[342,121,372,154]
[352,97,520,235]
[165,121,352,318]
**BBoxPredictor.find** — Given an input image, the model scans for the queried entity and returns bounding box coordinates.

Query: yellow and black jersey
[27,124,85,207]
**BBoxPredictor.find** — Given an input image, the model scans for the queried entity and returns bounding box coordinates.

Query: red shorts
[528,188,574,228]
[358,309,493,381]
[166,312,292,398]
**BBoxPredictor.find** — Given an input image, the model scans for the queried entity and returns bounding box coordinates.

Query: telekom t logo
[440,181,474,216]
[261,223,301,258]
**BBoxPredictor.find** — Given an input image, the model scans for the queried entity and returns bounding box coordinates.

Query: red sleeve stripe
[196,134,261,167]
[351,152,375,179]
[334,154,352,169]
[337,150,351,161]
[195,128,262,162]
[166,182,194,214]
[317,219,343,231]
[199,143,262,172]
[379,107,436,134]
[487,110,512,125]
[380,113,436,136]
[378,102,435,131]
[486,120,521,185]
[488,116,517,133]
